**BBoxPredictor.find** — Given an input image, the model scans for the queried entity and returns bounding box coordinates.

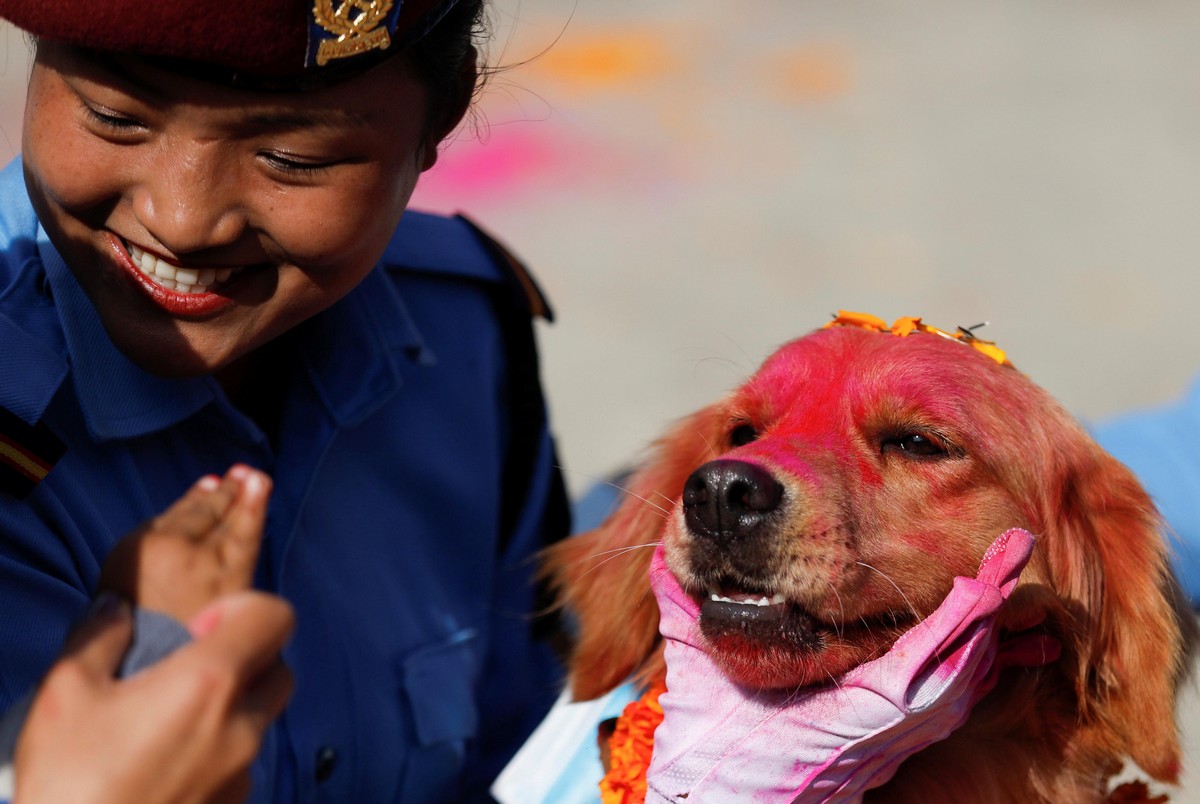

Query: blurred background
[419,0,1200,499]
[3,0,1198,796]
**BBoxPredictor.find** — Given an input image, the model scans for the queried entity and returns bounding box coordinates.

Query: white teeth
[709,592,787,607]
[174,267,199,285]
[126,242,241,295]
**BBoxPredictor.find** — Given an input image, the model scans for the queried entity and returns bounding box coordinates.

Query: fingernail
[197,475,221,491]
[243,470,266,497]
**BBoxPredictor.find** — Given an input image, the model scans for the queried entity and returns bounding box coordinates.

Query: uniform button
[315,746,337,783]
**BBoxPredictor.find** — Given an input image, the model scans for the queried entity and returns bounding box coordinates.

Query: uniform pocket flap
[402,629,480,746]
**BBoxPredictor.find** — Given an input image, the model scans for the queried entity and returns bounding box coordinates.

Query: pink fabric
[645,528,1041,803]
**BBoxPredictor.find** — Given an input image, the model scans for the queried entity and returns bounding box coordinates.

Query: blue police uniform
[0,158,569,801]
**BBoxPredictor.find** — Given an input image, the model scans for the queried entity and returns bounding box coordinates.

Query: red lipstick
[104,233,235,317]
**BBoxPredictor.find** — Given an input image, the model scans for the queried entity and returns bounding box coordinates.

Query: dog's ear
[1042,434,1189,783]
[542,405,725,701]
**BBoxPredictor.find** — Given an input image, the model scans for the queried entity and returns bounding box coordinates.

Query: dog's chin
[698,600,911,690]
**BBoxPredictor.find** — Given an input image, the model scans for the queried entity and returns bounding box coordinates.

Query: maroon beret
[0,0,460,85]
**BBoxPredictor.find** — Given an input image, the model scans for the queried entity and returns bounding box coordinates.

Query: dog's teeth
[709,592,786,607]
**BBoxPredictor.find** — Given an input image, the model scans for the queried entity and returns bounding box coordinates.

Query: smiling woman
[22,42,434,379]
[0,0,570,801]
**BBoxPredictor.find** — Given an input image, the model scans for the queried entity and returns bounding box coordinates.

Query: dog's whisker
[651,490,675,507]
[585,542,664,560]
[829,586,848,641]
[696,431,721,461]
[853,560,922,624]
[632,497,673,518]
[772,682,809,711]
[613,488,673,519]
[812,668,871,725]
[574,541,664,579]
[821,669,852,707]
[610,489,672,519]
[636,585,656,613]
[554,465,674,518]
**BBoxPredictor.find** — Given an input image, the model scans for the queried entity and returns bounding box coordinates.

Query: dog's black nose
[683,459,783,542]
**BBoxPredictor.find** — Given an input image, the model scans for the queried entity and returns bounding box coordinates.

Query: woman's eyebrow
[241,109,375,131]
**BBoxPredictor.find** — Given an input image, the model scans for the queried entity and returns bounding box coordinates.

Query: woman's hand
[645,529,1055,803]
[99,465,271,623]
[14,591,294,804]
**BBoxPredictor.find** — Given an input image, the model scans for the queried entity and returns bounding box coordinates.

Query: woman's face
[23,42,439,377]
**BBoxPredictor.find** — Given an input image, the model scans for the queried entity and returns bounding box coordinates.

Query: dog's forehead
[739,327,1015,413]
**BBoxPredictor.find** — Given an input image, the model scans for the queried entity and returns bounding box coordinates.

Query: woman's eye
[259,151,338,175]
[729,423,759,447]
[83,104,144,131]
[882,432,951,459]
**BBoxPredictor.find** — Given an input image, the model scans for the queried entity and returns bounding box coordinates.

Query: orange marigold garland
[599,680,668,804]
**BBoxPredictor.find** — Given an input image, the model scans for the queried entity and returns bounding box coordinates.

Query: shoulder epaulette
[0,407,65,499]
[456,215,554,323]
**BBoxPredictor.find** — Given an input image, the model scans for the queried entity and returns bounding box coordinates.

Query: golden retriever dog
[545,315,1196,802]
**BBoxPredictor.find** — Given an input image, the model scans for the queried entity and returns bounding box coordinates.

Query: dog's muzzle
[683,459,783,545]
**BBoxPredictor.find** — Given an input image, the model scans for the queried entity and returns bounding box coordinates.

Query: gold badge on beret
[312,0,396,66]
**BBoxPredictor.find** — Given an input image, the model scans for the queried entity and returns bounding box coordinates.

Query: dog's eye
[730,423,759,447]
[882,432,950,459]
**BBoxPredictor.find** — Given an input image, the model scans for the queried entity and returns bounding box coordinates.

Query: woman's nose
[130,144,248,255]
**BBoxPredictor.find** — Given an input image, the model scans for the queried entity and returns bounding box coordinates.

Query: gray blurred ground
[2,1,1198,798]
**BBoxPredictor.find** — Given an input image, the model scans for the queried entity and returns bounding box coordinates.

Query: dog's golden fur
[545,325,1196,802]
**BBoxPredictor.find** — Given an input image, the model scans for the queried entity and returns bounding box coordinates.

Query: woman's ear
[420,45,478,172]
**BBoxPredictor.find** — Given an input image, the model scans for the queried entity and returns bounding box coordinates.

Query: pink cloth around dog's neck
[645,528,1039,803]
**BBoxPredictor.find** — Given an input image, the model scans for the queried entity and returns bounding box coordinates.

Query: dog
[544,314,1196,802]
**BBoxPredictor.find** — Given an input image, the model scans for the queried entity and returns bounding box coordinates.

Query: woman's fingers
[99,465,273,622]
[151,471,241,543]
[16,591,294,804]
[213,466,272,585]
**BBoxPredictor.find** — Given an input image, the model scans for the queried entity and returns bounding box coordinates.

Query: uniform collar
[0,164,68,426]
[39,230,217,441]
[39,228,430,439]
[297,266,432,429]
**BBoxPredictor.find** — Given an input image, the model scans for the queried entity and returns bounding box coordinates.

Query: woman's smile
[108,234,244,316]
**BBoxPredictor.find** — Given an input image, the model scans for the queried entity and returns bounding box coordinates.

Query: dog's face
[547,323,1190,790]
[662,325,1050,689]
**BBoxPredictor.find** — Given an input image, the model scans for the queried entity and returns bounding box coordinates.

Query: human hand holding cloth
[645,528,1053,803]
